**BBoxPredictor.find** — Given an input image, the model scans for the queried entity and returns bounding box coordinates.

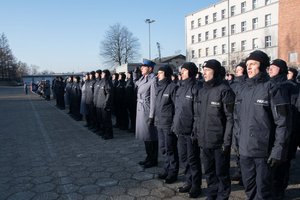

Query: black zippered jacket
[154,78,178,129]
[194,78,235,149]
[234,72,290,160]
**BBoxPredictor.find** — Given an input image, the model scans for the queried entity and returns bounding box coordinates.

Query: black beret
[270,59,288,74]
[158,65,173,78]
[203,59,222,77]
[245,50,270,71]
[181,62,198,78]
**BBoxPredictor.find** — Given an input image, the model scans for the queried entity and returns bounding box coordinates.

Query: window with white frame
[205,15,209,24]
[191,35,195,44]
[221,9,226,19]
[222,27,226,36]
[191,20,194,29]
[231,24,236,34]
[289,52,298,63]
[222,44,226,54]
[198,33,201,42]
[265,36,272,47]
[265,14,271,26]
[252,18,258,29]
[213,29,217,38]
[252,0,257,9]
[241,21,247,32]
[231,42,236,52]
[213,46,217,55]
[206,47,209,56]
[205,31,209,40]
[252,38,258,49]
[213,12,217,22]
[265,0,271,5]
[231,5,235,16]
[198,49,202,58]
[198,18,201,27]
[192,50,195,58]
[241,1,246,13]
[241,40,246,51]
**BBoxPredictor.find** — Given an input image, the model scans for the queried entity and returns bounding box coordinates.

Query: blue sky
[0,0,218,73]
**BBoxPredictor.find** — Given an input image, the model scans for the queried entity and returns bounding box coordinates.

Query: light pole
[145,19,155,59]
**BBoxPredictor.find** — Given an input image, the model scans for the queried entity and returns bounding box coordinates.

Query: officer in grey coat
[135,59,158,169]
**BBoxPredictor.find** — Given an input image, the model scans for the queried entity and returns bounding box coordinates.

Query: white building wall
[186,0,279,70]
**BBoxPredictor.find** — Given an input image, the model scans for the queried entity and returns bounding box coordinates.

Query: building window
[289,52,298,63]
[191,35,195,44]
[198,49,202,58]
[252,0,257,9]
[192,50,195,58]
[222,27,226,36]
[213,29,217,39]
[231,24,236,34]
[241,21,247,32]
[213,46,217,55]
[191,20,194,29]
[213,12,217,22]
[252,38,258,49]
[205,31,209,40]
[206,47,209,56]
[221,9,226,19]
[252,18,258,29]
[231,6,235,16]
[265,36,272,47]
[231,42,236,52]
[222,61,227,66]
[265,0,271,5]
[198,33,201,42]
[198,18,201,27]
[205,15,209,24]
[241,40,246,51]
[241,1,246,13]
[265,14,271,26]
[222,44,226,54]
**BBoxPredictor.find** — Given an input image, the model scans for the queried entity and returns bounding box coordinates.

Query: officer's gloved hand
[147,117,154,126]
[222,145,231,155]
[191,132,198,144]
[267,157,281,168]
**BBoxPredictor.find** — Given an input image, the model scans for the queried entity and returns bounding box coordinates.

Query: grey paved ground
[0,86,300,200]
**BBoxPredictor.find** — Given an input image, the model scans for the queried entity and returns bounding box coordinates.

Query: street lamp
[145,19,155,59]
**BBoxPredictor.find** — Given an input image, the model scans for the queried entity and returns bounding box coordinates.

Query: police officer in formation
[93,70,103,133]
[85,71,96,129]
[153,65,179,184]
[234,50,290,200]
[195,59,235,199]
[135,59,159,169]
[172,62,202,198]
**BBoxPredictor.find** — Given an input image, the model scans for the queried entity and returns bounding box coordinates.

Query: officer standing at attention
[154,65,179,184]
[172,62,202,198]
[135,59,158,169]
[194,59,235,200]
[235,50,290,200]
[97,69,114,140]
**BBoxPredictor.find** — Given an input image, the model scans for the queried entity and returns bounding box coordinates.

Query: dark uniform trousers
[240,156,274,200]
[177,135,202,189]
[201,148,231,200]
[157,127,179,178]
[86,103,97,128]
[144,141,158,164]
[95,107,103,132]
[100,108,113,138]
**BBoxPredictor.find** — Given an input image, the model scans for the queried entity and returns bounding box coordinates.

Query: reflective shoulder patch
[185,95,192,99]
[163,93,169,97]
